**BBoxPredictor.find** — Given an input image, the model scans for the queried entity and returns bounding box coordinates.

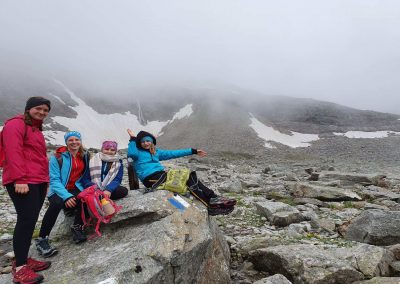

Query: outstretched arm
[196,149,207,157]
[157,148,207,161]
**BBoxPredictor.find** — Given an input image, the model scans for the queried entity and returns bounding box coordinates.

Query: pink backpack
[77,185,122,238]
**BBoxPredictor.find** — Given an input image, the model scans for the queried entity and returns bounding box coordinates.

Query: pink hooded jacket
[1,115,49,185]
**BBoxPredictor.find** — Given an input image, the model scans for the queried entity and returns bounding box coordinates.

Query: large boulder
[26,191,231,284]
[355,277,400,284]
[249,244,364,284]
[360,186,400,202]
[255,201,304,227]
[291,183,362,201]
[249,243,394,283]
[344,210,400,246]
[318,172,385,186]
[331,244,394,278]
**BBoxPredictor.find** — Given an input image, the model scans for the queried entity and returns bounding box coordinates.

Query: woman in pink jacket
[1,97,52,284]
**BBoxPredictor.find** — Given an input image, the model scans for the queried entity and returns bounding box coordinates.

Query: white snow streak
[97,278,117,284]
[249,114,319,148]
[44,80,193,148]
[171,104,193,120]
[333,131,400,138]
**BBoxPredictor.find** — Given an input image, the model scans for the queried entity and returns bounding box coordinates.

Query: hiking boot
[12,265,44,284]
[12,258,51,274]
[26,258,51,272]
[71,224,87,244]
[208,206,235,216]
[209,196,236,208]
[35,237,58,258]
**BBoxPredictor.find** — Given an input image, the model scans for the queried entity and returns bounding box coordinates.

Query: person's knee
[111,186,128,200]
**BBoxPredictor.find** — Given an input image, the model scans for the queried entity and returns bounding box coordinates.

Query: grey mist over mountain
[0,1,399,114]
[1,78,399,154]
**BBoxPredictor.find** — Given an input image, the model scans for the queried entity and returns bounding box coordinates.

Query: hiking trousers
[6,183,47,267]
[109,186,128,200]
[39,188,85,238]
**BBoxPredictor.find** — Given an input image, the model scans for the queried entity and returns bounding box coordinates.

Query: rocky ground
[1,135,400,283]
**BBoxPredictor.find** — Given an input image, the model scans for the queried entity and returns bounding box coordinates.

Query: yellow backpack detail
[158,168,190,194]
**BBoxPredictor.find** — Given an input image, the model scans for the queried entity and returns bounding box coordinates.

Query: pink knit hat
[101,141,118,151]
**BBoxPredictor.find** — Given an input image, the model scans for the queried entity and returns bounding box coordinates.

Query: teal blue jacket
[48,148,92,201]
[127,139,194,181]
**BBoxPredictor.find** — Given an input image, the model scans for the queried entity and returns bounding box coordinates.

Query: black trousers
[143,171,217,204]
[39,188,83,238]
[109,186,128,200]
[6,183,47,267]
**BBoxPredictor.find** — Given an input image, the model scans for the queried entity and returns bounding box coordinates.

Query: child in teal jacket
[127,129,236,215]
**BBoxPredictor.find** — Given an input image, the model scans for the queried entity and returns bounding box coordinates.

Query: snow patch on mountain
[333,130,400,139]
[171,104,193,120]
[44,80,193,148]
[51,93,66,105]
[249,114,320,148]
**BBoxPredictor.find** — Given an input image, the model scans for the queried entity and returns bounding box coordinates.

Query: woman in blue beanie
[35,131,93,257]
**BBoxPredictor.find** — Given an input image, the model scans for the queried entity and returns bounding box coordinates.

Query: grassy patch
[343,201,355,208]
[329,204,337,210]
[279,198,296,206]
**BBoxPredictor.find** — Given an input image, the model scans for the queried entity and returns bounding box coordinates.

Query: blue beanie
[64,131,82,144]
[141,136,154,143]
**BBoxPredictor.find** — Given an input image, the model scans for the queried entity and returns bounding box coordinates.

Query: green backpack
[157,168,190,195]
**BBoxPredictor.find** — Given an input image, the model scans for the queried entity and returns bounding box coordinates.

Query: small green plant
[329,204,337,210]
[343,201,354,208]
[280,198,296,206]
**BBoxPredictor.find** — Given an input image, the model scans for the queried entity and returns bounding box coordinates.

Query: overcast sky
[0,0,399,113]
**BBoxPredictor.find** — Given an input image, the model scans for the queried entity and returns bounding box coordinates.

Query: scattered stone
[262,166,271,174]
[304,168,314,175]
[388,244,400,260]
[389,261,400,276]
[255,201,304,227]
[308,173,319,181]
[292,183,362,201]
[356,277,400,284]
[1,266,12,274]
[344,210,400,245]
[361,186,400,201]
[331,244,394,278]
[249,244,364,283]
[5,252,14,259]
[0,234,12,242]
[218,179,243,193]
[253,274,292,284]
[293,198,326,207]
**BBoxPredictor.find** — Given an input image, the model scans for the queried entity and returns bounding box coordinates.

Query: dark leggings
[39,188,83,238]
[110,186,128,200]
[143,171,216,204]
[6,183,47,267]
